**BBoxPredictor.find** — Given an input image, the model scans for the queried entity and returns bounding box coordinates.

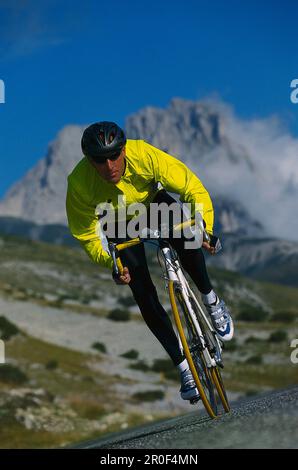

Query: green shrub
[132,390,165,402]
[269,330,288,343]
[107,309,131,322]
[0,316,19,340]
[224,338,238,351]
[151,358,174,373]
[129,360,150,372]
[246,355,263,365]
[164,369,179,381]
[92,342,107,353]
[45,360,58,370]
[82,375,95,383]
[149,358,178,380]
[56,294,70,303]
[238,305,269,322]
[245,336,264,344]
[0,364,28,384]
[118,296,136,308]
[120,349,139,359]
[271,311,296,324]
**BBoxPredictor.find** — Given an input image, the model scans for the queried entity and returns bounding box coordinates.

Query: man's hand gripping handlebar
[108,241,131,285]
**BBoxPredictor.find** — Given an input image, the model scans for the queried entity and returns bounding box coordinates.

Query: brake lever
[203,232,222,254]
[108,242,119,276]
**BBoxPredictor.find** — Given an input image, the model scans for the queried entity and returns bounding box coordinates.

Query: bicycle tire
[211,367,230,413]
[188,293,231,414]
[168,280,218,419]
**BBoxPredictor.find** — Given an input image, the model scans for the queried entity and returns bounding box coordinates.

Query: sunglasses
[91,150,122,164]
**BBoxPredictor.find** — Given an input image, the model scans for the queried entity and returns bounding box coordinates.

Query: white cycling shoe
[180,369,200,401]
[204,297,234,342]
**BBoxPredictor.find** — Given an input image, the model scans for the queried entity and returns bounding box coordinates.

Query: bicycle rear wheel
[168,280,218,419]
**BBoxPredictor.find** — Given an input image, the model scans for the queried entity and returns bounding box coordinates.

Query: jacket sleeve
[66,181,114,270]
[143,141,214,234]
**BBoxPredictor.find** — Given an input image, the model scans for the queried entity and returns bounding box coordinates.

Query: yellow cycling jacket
[66,140,214,270]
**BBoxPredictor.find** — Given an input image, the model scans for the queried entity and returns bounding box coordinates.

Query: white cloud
[198,99,298,240]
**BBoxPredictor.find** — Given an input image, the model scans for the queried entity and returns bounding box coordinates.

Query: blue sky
[0,0,297,197]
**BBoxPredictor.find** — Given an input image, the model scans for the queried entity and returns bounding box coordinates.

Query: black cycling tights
[111,190,213,366]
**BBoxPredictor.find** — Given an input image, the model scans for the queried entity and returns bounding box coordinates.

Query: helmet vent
[98,131,105,144]
[109,133,115,144]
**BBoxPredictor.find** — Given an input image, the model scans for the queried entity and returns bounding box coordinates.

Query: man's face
[89,146,126,184]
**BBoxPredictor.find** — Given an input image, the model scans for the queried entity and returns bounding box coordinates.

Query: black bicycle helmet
[81,121,126,162]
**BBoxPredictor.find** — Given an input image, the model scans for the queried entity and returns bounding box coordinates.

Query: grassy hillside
[0,234,297,448]
[1,234,298,319]
[0,329,164,448]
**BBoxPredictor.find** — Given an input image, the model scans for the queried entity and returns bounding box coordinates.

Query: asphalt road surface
[72,386,298,449]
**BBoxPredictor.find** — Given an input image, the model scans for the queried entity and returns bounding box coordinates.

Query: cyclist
[66,121,234,402]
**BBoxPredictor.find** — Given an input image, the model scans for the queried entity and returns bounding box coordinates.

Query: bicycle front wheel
[168,280,218,419]
[188,293,231,414]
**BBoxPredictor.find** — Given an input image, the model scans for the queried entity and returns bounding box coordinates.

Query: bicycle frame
[109,232,223,370]
[159,243,221,369]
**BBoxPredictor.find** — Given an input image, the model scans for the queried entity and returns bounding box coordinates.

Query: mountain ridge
[0,97,297,242]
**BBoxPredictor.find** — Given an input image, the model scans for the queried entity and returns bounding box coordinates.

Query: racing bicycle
[108,218,230,419]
